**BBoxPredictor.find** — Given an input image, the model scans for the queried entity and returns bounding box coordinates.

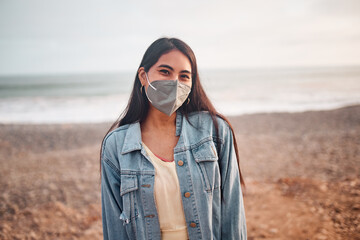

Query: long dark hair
[100,37,244,186]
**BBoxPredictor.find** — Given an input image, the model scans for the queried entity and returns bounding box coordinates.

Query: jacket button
[178,160,184,166]
[184,192,191,198]
[190,222,196,228]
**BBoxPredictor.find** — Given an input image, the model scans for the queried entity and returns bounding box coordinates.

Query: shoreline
[0,103,359,126]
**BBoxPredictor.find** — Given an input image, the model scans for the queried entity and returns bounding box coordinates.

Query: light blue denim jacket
[101,110,247,240]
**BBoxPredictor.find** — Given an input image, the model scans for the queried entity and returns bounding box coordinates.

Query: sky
[0,0,359,75]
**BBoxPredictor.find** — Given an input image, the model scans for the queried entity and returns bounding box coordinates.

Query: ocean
[1,66,359,123]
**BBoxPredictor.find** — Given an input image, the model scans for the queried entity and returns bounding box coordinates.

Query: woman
[100,37,247,240]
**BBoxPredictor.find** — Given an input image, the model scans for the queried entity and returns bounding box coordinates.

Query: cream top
[142,142,189,240]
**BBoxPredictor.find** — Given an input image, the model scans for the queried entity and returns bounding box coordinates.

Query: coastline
[0,104,359,239]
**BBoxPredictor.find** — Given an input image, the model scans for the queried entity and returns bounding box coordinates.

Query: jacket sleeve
[219,125,247,239]
[101,139,129,240]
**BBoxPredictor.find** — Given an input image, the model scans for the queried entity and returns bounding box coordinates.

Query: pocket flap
[120,175,138,196]
[192,140,218,162]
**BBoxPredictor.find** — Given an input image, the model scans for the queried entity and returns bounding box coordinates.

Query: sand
[0,105,359,239]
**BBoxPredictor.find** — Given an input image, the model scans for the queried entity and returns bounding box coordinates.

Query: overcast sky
[0,0,359,75]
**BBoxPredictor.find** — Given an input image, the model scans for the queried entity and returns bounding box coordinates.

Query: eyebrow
[157,64,191,74]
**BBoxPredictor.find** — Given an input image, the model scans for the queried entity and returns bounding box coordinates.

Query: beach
[0,105,359,239]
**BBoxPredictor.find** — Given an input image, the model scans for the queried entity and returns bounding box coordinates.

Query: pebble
[1,223,11,233]
[316,234,328,240]
[349,180,357,187]
[319,184,328,192]
[259,223,268,229]
[352,204,360,210]
[49,183,58,191]
[29,231,37,239]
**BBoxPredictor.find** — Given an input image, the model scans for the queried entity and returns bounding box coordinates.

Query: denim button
[178,160,184,166]
[190,222,196,228]
[184,192,191,198]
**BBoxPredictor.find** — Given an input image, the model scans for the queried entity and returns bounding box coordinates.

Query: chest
[141,131,179,161]
[117,139,222,240]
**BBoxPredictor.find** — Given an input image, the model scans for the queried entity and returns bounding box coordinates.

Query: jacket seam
[174,136,224,153]
[103,157,121,177]
[119,170,155,175]
[219,126,233,191]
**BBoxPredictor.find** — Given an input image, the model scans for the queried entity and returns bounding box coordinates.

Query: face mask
[144,72,191,116]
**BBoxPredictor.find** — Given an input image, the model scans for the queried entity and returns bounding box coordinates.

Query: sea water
[0,66,359,123]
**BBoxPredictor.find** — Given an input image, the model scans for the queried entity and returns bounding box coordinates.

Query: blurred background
[0,0,359,239]
[1,0,360,122]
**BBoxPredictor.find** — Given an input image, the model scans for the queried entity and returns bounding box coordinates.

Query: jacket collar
[121,110,183,154]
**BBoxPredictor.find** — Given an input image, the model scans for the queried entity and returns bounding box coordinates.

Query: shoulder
[101,122,139,171]
[101,123,133,160]
[187,111,231,131]
[102,124,129,147]
[184,111,232,144]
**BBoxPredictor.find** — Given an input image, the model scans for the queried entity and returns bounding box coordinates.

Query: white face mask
[145,72,191,116]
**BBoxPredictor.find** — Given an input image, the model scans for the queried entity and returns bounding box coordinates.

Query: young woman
[100,37,247,240]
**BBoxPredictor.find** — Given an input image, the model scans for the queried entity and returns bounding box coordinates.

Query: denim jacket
[101,110,247,240]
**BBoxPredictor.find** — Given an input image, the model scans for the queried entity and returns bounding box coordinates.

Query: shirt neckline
[142,142,174,163]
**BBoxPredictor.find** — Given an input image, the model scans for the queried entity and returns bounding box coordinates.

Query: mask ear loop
[145,72,157,90]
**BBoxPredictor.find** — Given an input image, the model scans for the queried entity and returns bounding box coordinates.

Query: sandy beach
[0,105,359,239]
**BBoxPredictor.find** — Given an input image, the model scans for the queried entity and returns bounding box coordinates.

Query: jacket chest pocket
[192,140,221,192]
[120,174,139,239]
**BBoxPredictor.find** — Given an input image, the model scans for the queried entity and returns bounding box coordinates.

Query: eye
[180,74,191,80]
[159,69,170,75]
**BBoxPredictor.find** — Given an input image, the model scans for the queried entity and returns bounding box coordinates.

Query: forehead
[156,50,192,72]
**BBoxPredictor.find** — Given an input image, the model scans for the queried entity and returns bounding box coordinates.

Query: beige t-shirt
[142,142,189,240]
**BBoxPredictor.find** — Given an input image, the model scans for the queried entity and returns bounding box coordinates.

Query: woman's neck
[141,106,176,133]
